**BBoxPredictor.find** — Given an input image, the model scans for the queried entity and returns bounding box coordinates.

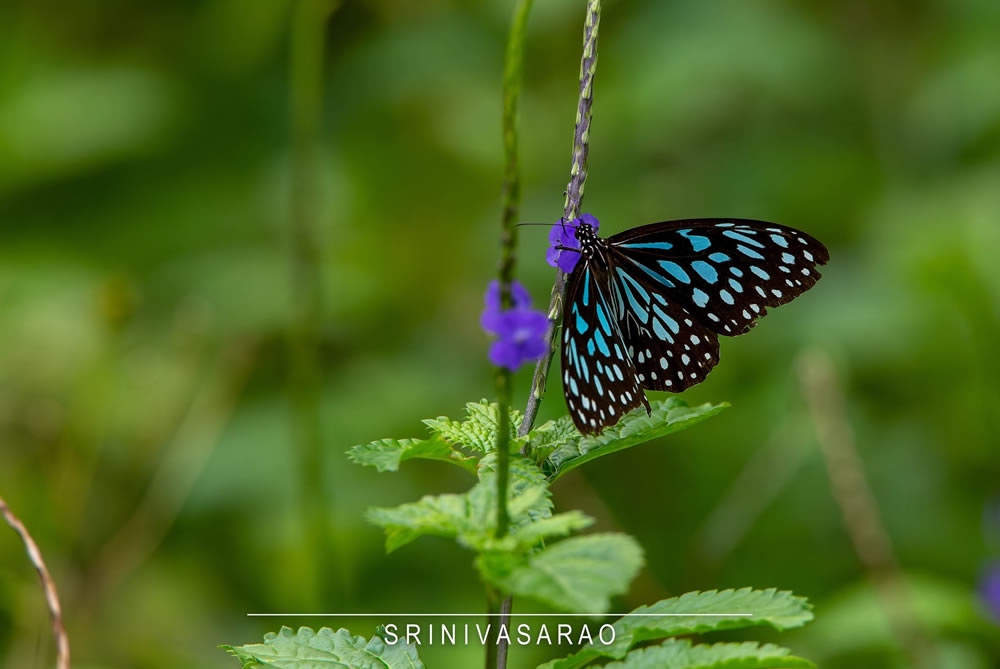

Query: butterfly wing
[609,219,829,336]
[561,256,649,434]
[559,218,828,435]
[604,249,721,392]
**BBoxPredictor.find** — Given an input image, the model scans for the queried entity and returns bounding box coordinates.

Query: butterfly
[557,216,829,435]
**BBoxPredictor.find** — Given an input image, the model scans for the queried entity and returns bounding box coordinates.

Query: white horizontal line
[247,613,753,618]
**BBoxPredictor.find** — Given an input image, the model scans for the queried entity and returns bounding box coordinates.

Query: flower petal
[982,562,1000,620]
[511,281,533,309]
[488,338,520,370]
[545,214,600,274]
[484,280,501,311]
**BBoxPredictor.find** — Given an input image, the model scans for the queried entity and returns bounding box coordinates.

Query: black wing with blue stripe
[608,218,829,336]
[560,259,649,434]
[604,249,722,393]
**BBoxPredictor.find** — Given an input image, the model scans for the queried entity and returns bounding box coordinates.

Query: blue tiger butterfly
[558,217,829,434]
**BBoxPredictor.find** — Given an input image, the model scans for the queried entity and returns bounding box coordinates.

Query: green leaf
[366,491,473,553]
[525,417,581,466]
[598,640,813,669]
[478,533,643,613]
[543,399,728,480]
[366,455,560,552]
[507,510,594,546]
[347,436,476,473]
[478,454,555,531]
[348,402,525,475]
[224,626,423,668]
[423,400,524,453]
[539,588,813,669]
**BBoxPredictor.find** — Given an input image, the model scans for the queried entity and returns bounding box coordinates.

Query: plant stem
[498,2,601,667]
[491,2,535,667]
[289,0,339,605]
[494,0,535,553]
[495,370,513,538]
[496,594,513,669]
[485,584,503,669]
[1,495,70,669]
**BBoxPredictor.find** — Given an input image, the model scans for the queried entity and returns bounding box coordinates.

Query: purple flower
[481,280,548,371]
[981,562,1000,621]
[546,213,601,273]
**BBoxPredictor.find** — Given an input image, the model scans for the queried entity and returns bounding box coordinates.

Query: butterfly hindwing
[561,260,649,434]
[609,219,829,336]
[605,250,721,392]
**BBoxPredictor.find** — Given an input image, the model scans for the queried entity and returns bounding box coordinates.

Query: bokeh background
[2,0,1000,667]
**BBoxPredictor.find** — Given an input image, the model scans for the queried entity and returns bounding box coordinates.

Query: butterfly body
[559,218,829,435]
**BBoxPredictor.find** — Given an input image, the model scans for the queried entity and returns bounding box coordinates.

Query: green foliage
[478,533,643,613]
[347,404,807,666]
[523,416,581,465]
[422,400,525,453]
[504,510,593,546]
[224,626,423,669]
[539,588,813,669]
[355,398,733,625]
[366,455,560,552]
[348,399,725,482]
[347,436,477,473]
[597,640,813,669]
[609,587,814,640]
[347,400,527,473]
[357,398,726,560]
[543,399,729,480]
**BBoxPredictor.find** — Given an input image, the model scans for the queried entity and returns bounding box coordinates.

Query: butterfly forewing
[561,262,649,434]
[609,219,829,336]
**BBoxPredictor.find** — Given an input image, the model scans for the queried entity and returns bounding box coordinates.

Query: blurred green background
[2,0,999,667]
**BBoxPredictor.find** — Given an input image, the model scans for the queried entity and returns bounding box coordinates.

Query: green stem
[289,0,339,605]
[485,584,503,669]
[492,1,535,667]
[497,4,601,668]
[494,0,535,549]
[495,370,512,538]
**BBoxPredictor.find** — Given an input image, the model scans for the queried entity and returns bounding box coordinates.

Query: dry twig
[1,495,70,669]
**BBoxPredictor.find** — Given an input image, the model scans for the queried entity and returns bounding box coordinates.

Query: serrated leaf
[478,533,643,613]
[347,437,476,473]
[508,511,594,546]
[366,491,471,552]
[525,417,581,466]
[539,588,813,669]
[478,454,554,530]
[423,400,524,453]
[224,626,423,669]
[544,399,728,480]
[366,456,557,552]
[598,640,813,669]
